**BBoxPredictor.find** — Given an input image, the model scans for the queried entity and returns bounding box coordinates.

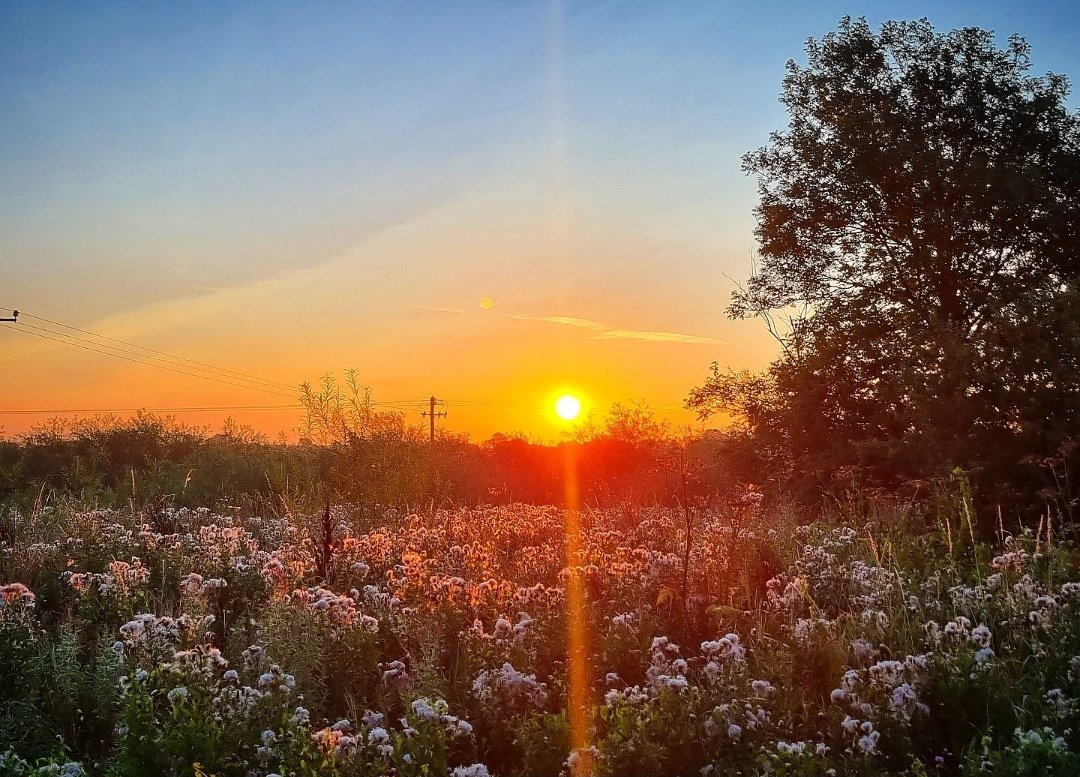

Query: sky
[2,1,1079,441]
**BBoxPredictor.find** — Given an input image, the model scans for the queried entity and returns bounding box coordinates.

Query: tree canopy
[691,17,1080,516]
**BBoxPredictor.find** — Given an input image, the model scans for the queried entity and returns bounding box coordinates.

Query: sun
[554,394,582,421]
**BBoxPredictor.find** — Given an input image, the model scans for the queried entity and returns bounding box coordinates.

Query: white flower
[450,765,491,777]
[411,698,438,721]
[969,625,992,648]
[1046,689,1071,718]
[868,659,905,689]
[889,683,919,721]
[857,730,880,754]
[700,633,745,663]
[657,674,688,691]
[472,663,548,708]
[851,638,874,663]
[751,679,775,696]
[1016,728,1043,745]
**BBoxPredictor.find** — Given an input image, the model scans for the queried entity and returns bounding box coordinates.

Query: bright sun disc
[555,394,582,421]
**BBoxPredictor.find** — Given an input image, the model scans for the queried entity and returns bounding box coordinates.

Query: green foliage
[0,614,119,764]
[513,713,569,777]
[596,688,705,777]
[690,16,1080,521]
[108,657,320,777]
[260,600,383,721]
[965,732,1080,776]
[0,751,86,777]
[1,395,728,515]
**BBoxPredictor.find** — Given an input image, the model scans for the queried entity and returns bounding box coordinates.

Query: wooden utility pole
[422,396,446,442]
[0,310,17,323]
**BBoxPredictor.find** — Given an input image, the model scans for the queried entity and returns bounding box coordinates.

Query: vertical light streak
[547,0,570,270]
[547,3,591,766]
[564,441,592,775]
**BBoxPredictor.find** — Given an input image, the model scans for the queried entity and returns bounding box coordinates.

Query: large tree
[691,17,1080,512]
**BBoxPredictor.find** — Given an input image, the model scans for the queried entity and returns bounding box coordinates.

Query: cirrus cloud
[590,328,720,345]
[506,314,607,329]
[508,311,719,345]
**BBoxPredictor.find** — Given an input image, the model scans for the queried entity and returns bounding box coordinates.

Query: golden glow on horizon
[555,393,582,421]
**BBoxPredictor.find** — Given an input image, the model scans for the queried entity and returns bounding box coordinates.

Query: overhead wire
[0,308,692,418]
[0,306,297,391]
[0,404,302,415]
[5,324,299,399]
[0,310,461,409]
[11,320,300,396]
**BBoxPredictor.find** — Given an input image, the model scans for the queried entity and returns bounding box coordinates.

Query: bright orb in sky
[478,296,494,310]
[555,394,582,421]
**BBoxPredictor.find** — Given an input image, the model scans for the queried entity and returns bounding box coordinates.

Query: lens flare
[563,442,592,776]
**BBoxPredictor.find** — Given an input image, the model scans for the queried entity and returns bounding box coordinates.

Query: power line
[0,404,302,415]
[0,307,692,417]
[0,397,692,419]
[5,324,299,399]
[421,395,447,442]
[0,306,297,391]
[0,402,433,415]
[12,320,297,396]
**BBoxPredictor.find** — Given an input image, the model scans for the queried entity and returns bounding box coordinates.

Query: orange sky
[0,202,777,441]
[6,3,1073,440]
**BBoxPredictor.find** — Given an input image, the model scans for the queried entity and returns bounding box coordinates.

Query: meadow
[3,493,1079,776]
[4,6,1080,776]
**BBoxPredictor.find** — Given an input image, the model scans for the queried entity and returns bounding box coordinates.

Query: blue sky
[1,1,1078,437]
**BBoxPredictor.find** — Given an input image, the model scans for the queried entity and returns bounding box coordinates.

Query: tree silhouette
[692,17,1080,514]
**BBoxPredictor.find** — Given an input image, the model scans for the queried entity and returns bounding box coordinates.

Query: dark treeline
[689,18,1080,529]
[0,402,739,515]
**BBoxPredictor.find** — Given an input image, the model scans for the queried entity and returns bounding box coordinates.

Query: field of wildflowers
[2,497,1080,776]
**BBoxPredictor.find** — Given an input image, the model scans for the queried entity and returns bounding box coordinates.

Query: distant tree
[298,370,429,505]
[691,17,1080,514]
[602,401,671,445]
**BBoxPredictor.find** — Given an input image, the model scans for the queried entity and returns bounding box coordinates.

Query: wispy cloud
[412,304,468,315]
[591,328,721,345]
[507,314,607,329]
[508,311,720,345]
